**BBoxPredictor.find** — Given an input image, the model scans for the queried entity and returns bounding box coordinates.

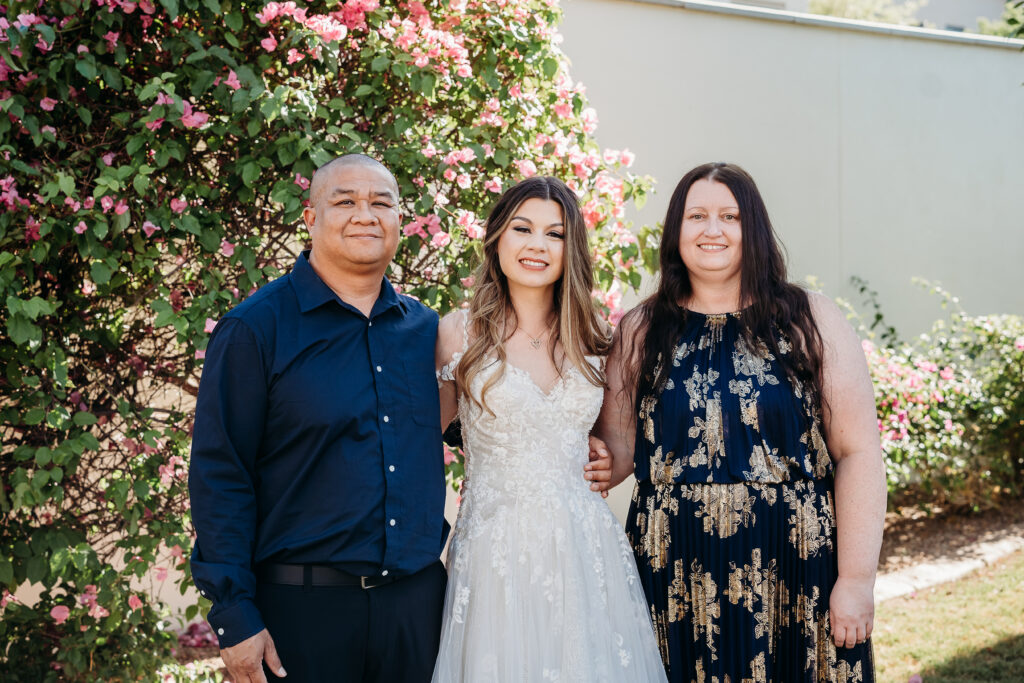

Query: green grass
[874,550,1024,682]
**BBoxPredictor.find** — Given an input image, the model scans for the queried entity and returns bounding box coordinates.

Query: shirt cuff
[208,598,265,649]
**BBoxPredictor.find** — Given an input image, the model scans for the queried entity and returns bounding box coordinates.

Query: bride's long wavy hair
[455,176,610,414]
[623,162,825,411]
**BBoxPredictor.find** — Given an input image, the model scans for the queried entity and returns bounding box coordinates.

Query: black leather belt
[258,563,399,589]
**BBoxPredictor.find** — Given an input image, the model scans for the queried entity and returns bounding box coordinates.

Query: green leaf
[542,57,559,79]
[160,0,179,20]
[133,173,150,194]
[241,161,260,186]
[25,555,46,584]
[371,55,390,72]
[72,411,98,426]
[7,314,37,345]
[23,408,45,426]
[90,261,112,285]
[0,556,12,585]
[354,84,374,97]
[75,58,97,80]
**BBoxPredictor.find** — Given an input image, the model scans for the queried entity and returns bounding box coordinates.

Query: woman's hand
[585,435,613,498]
[829,576,874,648]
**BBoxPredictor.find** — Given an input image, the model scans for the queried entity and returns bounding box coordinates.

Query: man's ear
[302,206,315,230]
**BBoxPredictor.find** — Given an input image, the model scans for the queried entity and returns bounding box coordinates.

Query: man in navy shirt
[189,154,449,682]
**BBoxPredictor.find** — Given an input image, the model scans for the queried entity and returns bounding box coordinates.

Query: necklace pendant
[530,338,542,350]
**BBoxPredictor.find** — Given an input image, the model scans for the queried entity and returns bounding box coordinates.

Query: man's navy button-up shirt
[189,252,446,647]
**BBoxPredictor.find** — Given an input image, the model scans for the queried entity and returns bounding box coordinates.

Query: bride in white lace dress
[431,177,667,682]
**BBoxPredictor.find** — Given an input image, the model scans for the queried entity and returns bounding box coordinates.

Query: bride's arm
[435,310,465,430]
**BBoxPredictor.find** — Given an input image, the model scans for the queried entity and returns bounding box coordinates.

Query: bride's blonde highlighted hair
[455,176,610,414]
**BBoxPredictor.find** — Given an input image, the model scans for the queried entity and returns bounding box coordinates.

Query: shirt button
[376,365,382,372]
[383,415,389,423]
[381,569,389,576]
[368,321,373,327]
[389,465,395,472]
[390,519,396,526]
[217,628,224,636]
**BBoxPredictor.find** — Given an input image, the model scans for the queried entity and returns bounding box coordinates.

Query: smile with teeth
[698,244,727,251]
[519,258,548,269]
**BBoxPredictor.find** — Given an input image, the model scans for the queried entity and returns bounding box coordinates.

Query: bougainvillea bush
[855,283,1024,509]
[0,0,654,678]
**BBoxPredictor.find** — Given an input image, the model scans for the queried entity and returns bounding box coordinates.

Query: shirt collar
[290,250,403,318]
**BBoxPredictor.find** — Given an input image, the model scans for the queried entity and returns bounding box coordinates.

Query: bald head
[308,154,400,206]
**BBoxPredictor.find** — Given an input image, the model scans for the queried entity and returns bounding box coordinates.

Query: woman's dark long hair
[624,162,825,411]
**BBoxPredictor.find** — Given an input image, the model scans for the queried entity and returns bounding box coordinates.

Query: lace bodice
[438,312,604,504]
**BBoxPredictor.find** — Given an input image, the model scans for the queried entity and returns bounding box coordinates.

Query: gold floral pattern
[628,311,873,682]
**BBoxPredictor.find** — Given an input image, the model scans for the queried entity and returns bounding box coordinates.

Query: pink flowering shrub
[855,283,1024,508]
[0,0,653,678]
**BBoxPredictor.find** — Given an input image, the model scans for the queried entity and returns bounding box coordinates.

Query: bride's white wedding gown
[432,321,667,682]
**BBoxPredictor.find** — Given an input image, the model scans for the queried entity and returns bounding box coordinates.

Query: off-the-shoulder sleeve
[436,308,470,385]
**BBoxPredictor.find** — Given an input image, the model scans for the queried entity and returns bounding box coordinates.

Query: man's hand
[585,435,613,498]
[829,576,874,648]
[221,628,287,683]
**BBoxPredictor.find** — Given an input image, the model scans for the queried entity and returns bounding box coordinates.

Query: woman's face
[496,198,566,293]
[678,179,742,283]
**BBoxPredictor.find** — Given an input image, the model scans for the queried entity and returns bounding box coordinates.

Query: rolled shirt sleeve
[189,317,268,647]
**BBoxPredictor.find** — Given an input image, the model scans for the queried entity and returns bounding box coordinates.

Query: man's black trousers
[256,561,447,682]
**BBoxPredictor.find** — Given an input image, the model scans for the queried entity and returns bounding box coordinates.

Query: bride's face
[496,198,565,292]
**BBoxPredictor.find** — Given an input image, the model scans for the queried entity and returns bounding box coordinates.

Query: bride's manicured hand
[585,435,613,498]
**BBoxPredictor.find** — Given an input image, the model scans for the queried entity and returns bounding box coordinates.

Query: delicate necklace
[517,325,548,350]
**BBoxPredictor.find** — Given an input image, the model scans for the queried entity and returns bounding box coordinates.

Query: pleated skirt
[626,477,875,683]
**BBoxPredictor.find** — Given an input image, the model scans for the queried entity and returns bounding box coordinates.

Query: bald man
[190,154,448,682]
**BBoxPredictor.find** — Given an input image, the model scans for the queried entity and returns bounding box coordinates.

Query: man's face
[303,164,401,273]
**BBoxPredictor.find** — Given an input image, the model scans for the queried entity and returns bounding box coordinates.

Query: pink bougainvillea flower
[287,48,304,64]
[139,0,156,13]
[483,177,502,194]
[155,92,174,106]
[194,349,206,360]
[50,605,70,624]
[180,101,210,129]
[224,70,242,91]
[220,240,235,257]
[113,199,129,215]
[127,595,143,611]
[40,97,57,111]
[456,64,471,78]
[455,173,471,189]
[76,44,89,54]
[74,221,88,234]
[102,31,119,51]
[513,160,537,178]
[65,196,81,211]
[431,231,451,248]
[154,566,168,581]
[1015,336,1024,351]
[88,603,109,619]
[25,216,41,242]
[443,445,456,465]
[141,221,160,237]
[294,173,310,190]
[460,276,475,288]
[169,197,187,213]
[204,318,217,333]
[261,33,278,51]
[145,117,164,131]
[620,149,636,167]
[102,152,115,166]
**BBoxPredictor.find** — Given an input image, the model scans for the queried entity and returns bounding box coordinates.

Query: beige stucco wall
[560,0,1024,523]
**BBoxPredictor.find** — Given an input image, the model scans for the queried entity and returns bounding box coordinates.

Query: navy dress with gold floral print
[626,311,874,682]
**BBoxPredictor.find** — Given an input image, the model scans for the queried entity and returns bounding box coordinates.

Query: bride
[431,176,667,682]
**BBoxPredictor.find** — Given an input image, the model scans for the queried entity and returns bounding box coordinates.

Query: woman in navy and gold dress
[596,163,885,682]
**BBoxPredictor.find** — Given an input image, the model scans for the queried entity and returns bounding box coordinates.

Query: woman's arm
[435,310,465,431]
[810,292,887,648]
[592,313,643,490]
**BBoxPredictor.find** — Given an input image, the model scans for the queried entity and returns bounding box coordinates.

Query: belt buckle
[360,576,374,590]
